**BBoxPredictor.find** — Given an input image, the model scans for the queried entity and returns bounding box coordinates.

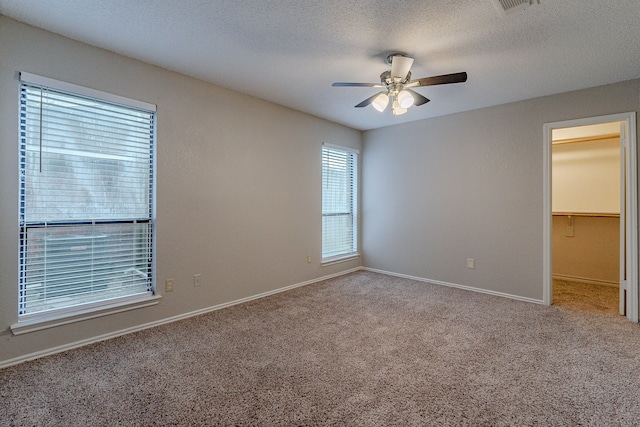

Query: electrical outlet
[307,255,312,264]
[194,274,201,287]
[467,258,475,269]
[165,279,174,292]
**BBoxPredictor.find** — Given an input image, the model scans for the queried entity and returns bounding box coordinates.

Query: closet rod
[552,212,619,218]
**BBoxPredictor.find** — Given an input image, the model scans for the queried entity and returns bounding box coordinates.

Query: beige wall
[0,17,361,364]
[552,215,619,284]
[552,137,620,214]
[362,80,639,301]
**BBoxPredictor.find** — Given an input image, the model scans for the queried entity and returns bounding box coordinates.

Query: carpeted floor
[553,279,619,315]
[2,271,640,426]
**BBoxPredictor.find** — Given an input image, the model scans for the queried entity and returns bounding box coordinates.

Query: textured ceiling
[1,0,639,131]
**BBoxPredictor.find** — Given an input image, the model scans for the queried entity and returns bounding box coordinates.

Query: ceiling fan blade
[390,55,414,80]
[406,89,430,106]
[355,92,386,108]
[413,72,468,87]
[332,82,385,87]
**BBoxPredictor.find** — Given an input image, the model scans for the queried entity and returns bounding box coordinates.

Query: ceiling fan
[332,53,467,116]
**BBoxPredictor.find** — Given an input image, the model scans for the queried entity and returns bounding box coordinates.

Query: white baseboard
[2,266,546,369]
[362,267,545,305]
[0,267,363,370]
[552,274,619,288]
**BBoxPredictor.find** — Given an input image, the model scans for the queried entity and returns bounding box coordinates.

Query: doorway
[551,123,621,314]
[543,113,638,322]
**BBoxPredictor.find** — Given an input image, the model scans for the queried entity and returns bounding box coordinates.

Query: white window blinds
[322,145,358,260]
[18,74,156,319]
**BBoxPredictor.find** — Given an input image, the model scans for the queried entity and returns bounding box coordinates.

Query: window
[322,144,358,262]
[18,73,156,322]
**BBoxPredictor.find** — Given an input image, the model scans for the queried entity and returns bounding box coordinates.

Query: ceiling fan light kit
[397,90,415,109]
[391,99,407,116]
[333,53,467,117]
[372,93,389,112]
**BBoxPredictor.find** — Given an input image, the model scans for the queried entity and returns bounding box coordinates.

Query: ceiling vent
[491,0,540,15]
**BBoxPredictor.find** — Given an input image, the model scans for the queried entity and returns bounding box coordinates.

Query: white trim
[543,121,553,306]
[321,253,360,267]
[543,112,638,322]
[362,267,545,305]
[624,114,638,322]
[2,266,554,369]
[0,268,362,369]
[552,274,619,288]
[10,294,162,336]
[322,141,360,154]
[19,71,156,112]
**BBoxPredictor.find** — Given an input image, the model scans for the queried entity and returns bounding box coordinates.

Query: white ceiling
[1,0,639,131]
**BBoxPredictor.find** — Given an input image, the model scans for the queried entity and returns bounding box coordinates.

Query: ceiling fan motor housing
[380,70,412,86]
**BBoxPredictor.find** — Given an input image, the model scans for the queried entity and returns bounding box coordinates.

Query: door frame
[543,112,638,322]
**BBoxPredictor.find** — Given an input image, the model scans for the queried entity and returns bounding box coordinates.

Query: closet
[552,123,621,289]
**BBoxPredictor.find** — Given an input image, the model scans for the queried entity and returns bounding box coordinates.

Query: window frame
[11,73,160,334]
[321,143,360,265]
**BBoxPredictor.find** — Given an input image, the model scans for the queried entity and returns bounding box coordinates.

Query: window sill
[10,294,162,336]
[321,253,360,267]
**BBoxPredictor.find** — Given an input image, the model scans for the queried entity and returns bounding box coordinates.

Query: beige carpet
[553,279,619,315]
[2,271,640,426]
